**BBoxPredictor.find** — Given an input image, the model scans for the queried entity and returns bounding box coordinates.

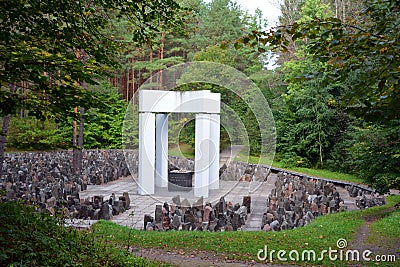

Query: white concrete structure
[138,90,220,197]
[137,111,157,195]
[155,114,168,188]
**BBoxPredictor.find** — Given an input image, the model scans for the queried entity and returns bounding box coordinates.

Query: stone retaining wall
[219,161,270,182]
[168,157,270,182]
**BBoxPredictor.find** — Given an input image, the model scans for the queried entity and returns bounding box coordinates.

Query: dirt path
[219,145,244,167]
[130,247,291,267]
[348,204,400,260]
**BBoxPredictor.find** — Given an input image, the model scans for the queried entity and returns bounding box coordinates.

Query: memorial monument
[138,89,221,198]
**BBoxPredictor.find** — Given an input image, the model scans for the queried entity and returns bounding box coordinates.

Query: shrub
[0,201,172,267]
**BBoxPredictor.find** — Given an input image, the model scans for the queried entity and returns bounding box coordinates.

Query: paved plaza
[71,145,357,230]
[78,174,277,230]
[74,172,357,231]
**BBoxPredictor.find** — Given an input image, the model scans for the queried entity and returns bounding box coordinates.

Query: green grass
[273,163,364,184]
[168,143,195,158]
[368,195,400,249]
[93,214,362,265]
[92,195,400,266]
[235,152,365,184]
[369,210,400,247]
[172,144,364,184]
[0,201,175,267]
[369,209,400,244]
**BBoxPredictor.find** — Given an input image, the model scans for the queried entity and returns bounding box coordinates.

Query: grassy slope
[236,152,365,184]
[0,201,175,267]
[168,143,195,159]
[169,146,364,185]
[368,200,400,249]
[93,195,400,266]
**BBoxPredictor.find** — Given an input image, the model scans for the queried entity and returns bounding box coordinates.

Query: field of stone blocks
[143,195,251,231]
[1,150,386,231]
[1,150,131,220]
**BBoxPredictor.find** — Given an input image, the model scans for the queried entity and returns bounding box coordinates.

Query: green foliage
[193,45,237,66]
[176,119,196,148]
[5,84,127,150]
[276,50,341,168]
[237,0,399,191]
[298,0,333,22]
[268,0,343,168]
[0,0,185,119]
[7,118,70,150]
[83,85,127,149]
[193,0,246,48]
[344,121,400,193]
[321,118,400,193]
[0,201,172,267]
[190,0,265,74]
[122,101,139,150]
[242,0,399,122]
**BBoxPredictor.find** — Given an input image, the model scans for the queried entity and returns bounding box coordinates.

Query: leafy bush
[7,117,70,150]
[0,201,172,267]
[331,120,400,193]
[5,84,128,151]
[276,152,311,168]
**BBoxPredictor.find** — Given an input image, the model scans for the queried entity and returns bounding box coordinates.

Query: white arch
[138,90,221,198]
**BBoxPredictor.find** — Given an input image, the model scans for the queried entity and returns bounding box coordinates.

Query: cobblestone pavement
[79,174,277,230]
[77,174,358,231]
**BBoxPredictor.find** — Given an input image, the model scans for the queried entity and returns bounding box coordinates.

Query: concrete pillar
[194,113,211,198]
[138,112,155,195]
[156,113,168,187]
[209,114,220,190]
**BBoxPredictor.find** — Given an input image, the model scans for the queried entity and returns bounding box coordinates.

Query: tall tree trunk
[73,106,84,173]
[149,48,153,84]
[73,106,78,173]
[0,115,11,178]
[335,0,339,18]
[159,32,165,89]
[0,84,17,177]
[73,49,85,174]
[77,107,84,172]
[342,0,346,21]
[73,106,78,148]
[318,131,323,167]
[131,56,135,103]
[126,68,130,102]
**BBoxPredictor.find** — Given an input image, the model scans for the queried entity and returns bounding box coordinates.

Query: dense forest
[1,0,399,192]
